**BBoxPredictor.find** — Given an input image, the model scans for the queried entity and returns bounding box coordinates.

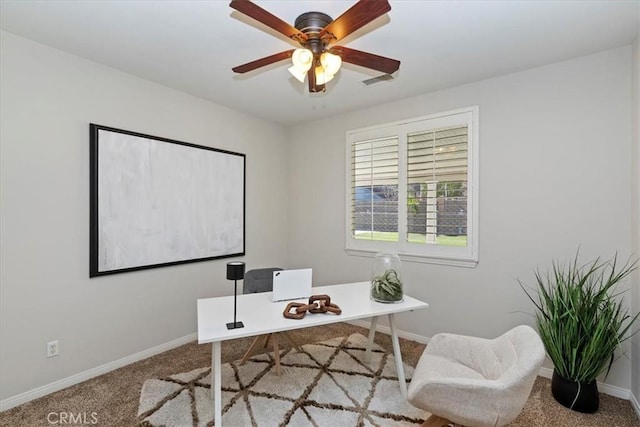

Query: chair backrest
[243,267,283,294]
[485,325,545,390]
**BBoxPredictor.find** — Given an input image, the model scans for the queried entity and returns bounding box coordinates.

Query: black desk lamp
[226,261,245,330]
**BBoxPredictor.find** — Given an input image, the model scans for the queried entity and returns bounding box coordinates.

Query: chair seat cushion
[417,353,488,382]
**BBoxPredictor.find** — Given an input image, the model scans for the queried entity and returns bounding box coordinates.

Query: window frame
[345,106,479,267]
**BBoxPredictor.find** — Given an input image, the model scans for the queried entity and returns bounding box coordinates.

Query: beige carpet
[1,322,639,427]
[138,333,426,426]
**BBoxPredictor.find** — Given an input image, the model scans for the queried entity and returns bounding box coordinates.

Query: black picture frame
[89,124,245,277]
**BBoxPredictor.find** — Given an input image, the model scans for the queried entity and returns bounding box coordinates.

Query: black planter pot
[551,370,599,413]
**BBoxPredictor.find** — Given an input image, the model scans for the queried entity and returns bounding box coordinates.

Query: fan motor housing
[294,12,332,34]
[295,11,332,54]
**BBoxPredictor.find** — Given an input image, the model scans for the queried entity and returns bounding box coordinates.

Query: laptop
[271,268,312,302]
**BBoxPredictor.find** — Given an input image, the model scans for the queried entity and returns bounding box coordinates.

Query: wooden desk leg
[364,316,379,362]
[240,335,268,365]
[388,313,407,397]
[271,334,281,376]
[212,342,222,426]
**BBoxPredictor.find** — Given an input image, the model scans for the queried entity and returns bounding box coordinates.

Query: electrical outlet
[47,340,59,358]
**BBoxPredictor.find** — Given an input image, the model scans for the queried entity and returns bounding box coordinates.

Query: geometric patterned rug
[137,333,428,426]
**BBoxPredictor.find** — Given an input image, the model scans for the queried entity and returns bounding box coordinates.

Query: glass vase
[370,253,404,303]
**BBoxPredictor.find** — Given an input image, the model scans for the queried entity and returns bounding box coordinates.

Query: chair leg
[421,414,457,427]
[281,332,302,352]
[240,332,292,376]
[271,334,281,376]
[240,335,269,365]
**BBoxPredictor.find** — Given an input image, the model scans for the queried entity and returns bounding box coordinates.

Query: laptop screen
[271,268,312,302]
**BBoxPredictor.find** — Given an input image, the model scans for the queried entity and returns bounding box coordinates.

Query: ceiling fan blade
[232,50,295,73]
[320,0,391,44]
[331,46,400,74]
[230,0,307,43]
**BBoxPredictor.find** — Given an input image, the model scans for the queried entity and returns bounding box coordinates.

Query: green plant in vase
[371,269,403,302]
[519,251,638,413]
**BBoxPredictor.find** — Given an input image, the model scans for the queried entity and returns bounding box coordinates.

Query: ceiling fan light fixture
[291,48,313,70]
[230,0,400,93]
[320,52,342,75]
[315,66,335,85]
[288,65,308,83]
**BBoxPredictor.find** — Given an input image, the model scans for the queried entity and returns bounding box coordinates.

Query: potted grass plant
[519,251,638,413]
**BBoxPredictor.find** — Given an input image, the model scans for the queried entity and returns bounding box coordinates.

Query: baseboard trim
[348,319,430,344]
[0,332,197,412]
[629,390,640,418]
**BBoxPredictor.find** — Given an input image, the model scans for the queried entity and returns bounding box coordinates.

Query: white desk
[197,281,428,426]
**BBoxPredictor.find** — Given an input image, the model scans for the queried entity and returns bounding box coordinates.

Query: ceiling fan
[229,0,400,93]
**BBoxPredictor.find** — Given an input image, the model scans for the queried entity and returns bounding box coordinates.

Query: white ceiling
[1,1,638,126]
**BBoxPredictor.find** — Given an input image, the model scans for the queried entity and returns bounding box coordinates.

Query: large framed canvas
[89,124,245,277]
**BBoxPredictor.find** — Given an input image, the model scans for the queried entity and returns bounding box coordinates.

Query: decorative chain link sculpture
[283,294,342,319]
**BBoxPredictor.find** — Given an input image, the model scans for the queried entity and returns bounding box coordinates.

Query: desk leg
[364,316,378,362]
[212,342,222,426]
[388,313,407,397]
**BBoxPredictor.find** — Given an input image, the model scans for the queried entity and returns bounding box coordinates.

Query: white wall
[631,3,640,407]
[288,47,635,390]
[0,31,289,401]
[1,28,638,405]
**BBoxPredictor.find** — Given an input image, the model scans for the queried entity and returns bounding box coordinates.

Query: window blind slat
[406,125,468,244]
[351,137,399,237]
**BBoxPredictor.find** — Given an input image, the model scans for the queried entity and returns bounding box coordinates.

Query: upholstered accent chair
[239,268,301,375]
[408,325,545,427]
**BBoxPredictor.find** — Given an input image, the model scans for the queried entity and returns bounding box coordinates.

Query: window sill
[345,249,478,268]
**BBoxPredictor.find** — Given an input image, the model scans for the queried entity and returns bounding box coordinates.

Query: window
[346,106,478,266]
